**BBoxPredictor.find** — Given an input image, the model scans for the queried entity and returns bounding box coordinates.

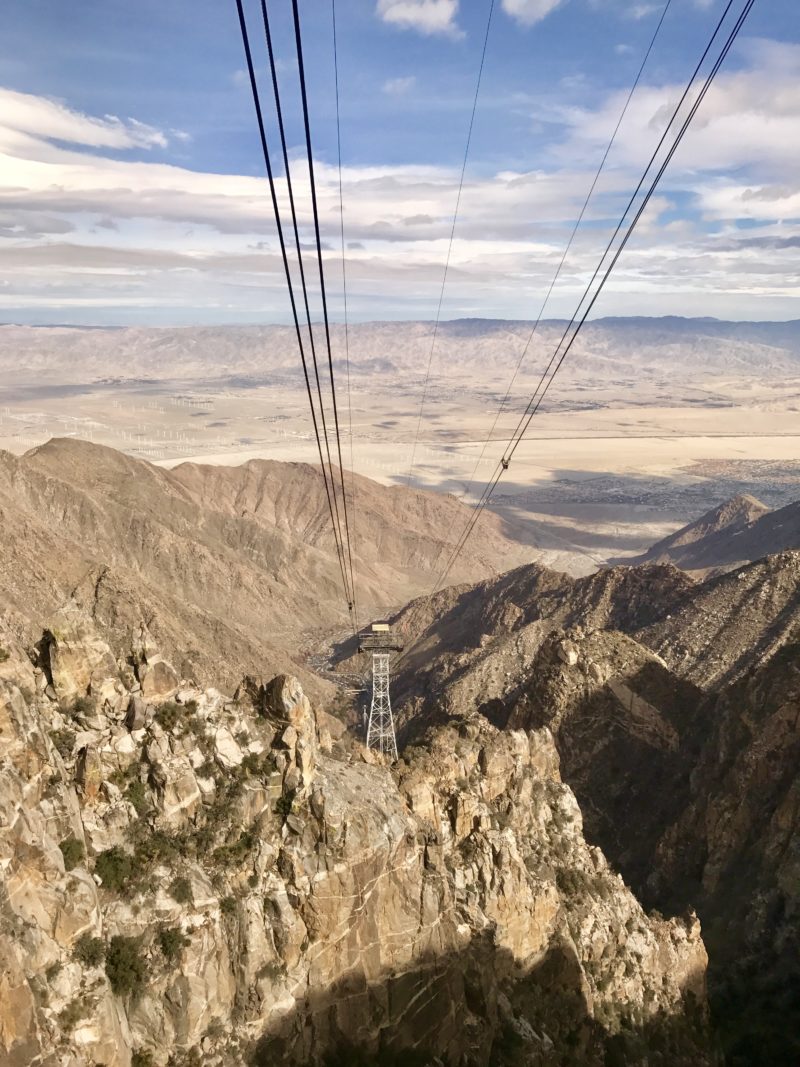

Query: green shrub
[125,779,150,816]
[73,933,105,968]
[95,846,135,895]
[132,1051,155,1067]
[197,758,217,779]
[0,645,9,663]
[58,998,86,1031]
[155,702,182,732]
[50,728,76,759]
[158,926,190,963]
[212,830,255,868]
[168,876,193,905]
[220,895,237,917]
[105,935,146,997]
[71,695,95,717]
[59,836,84,871]
[274,790,295,818]
[241,751,262,776]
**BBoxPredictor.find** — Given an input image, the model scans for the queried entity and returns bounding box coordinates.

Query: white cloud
[0,88,167,151]
[501,0,568,27]
[382,75,417,95]
[376,0,462,38]
[1,42,799,322]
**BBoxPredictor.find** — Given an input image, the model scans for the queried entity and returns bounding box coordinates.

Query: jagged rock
[213,726,243,769]
[125,695,148,731]
[0,626,719,1067]
[75,746,104,803]
[43,602,121,704]
[138,656,179,700]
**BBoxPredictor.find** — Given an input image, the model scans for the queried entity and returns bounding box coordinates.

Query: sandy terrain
[1,320,798,566]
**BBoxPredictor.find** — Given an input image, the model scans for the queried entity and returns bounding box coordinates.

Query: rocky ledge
[0,604,716,1066]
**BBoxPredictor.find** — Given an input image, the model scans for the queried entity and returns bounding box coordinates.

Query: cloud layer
[1,40,799,323]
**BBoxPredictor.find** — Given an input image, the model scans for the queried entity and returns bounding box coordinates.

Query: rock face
[0,613,715,1067]
[386,550,800,1066]
[0,437,538,694]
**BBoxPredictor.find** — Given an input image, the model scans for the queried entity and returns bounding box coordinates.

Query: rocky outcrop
[0,613,716,1066]
[627,494,800,574]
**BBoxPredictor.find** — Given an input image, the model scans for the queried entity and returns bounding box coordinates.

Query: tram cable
[258,0,352,610]
[396,0,757,663]
[404,0,496,490]
[234,0,355,628]
[291,0,358,626]
[331,0,360,631]
[460,0,673,504]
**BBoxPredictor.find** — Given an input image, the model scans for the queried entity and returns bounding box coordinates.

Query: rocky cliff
[0,607,715,1067]
[386,551,800,1066]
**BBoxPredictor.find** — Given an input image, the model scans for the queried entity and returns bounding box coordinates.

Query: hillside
[380,551,800,1065]
[630,494,800,573]
[0,610,715,1066]
[0,438,536,693]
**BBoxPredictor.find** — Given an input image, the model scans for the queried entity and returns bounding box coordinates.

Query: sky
[0,0,798,325]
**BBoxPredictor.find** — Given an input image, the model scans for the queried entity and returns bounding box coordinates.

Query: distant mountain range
[2,316,800,386]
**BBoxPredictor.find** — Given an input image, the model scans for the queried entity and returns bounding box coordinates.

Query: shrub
[212,830,255,868]
[71,695,95,717]
[58,998,86,1031]
[168,876,193,905]
[73,933,105,968]
[241,751,262,776]
[50,728,76,759]
[95,846,135,895]
[0,645,9,663]
[132,1051,156,1067]
[220,895,237,917]
[105,935,146,997]
[59,836,85,871]
[155,702,182,732]
[274,790,295,818]
[158,926,190,963]
[256,959,284,983]
[125,779,150,816]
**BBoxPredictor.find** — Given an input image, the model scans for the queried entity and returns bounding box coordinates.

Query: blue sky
[0,0,798,323]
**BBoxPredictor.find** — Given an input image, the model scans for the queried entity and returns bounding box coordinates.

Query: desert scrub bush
[59,835,84,871]
[212,829,255,868]
[154,701,183,732]
[256,959,284,983]
[95,846,135,895]
[58,998,87,1031]
[196,758,217,779]
[274,789,295,818]
[50,728,76,759]
[220,895,237,917]
[168,875,193,905]
[157,925,190,963]
[0,645,9,663]
[125,778,150,816]
[132,1051,156,1067]
[73,933,105,968]
[105,935,146,997]
[70,694,96,717]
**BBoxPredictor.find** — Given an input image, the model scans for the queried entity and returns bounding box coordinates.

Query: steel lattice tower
[366,652,398,760]
[360,624,403,761]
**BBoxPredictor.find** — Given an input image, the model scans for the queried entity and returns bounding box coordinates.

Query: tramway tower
[359,623,403,760]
